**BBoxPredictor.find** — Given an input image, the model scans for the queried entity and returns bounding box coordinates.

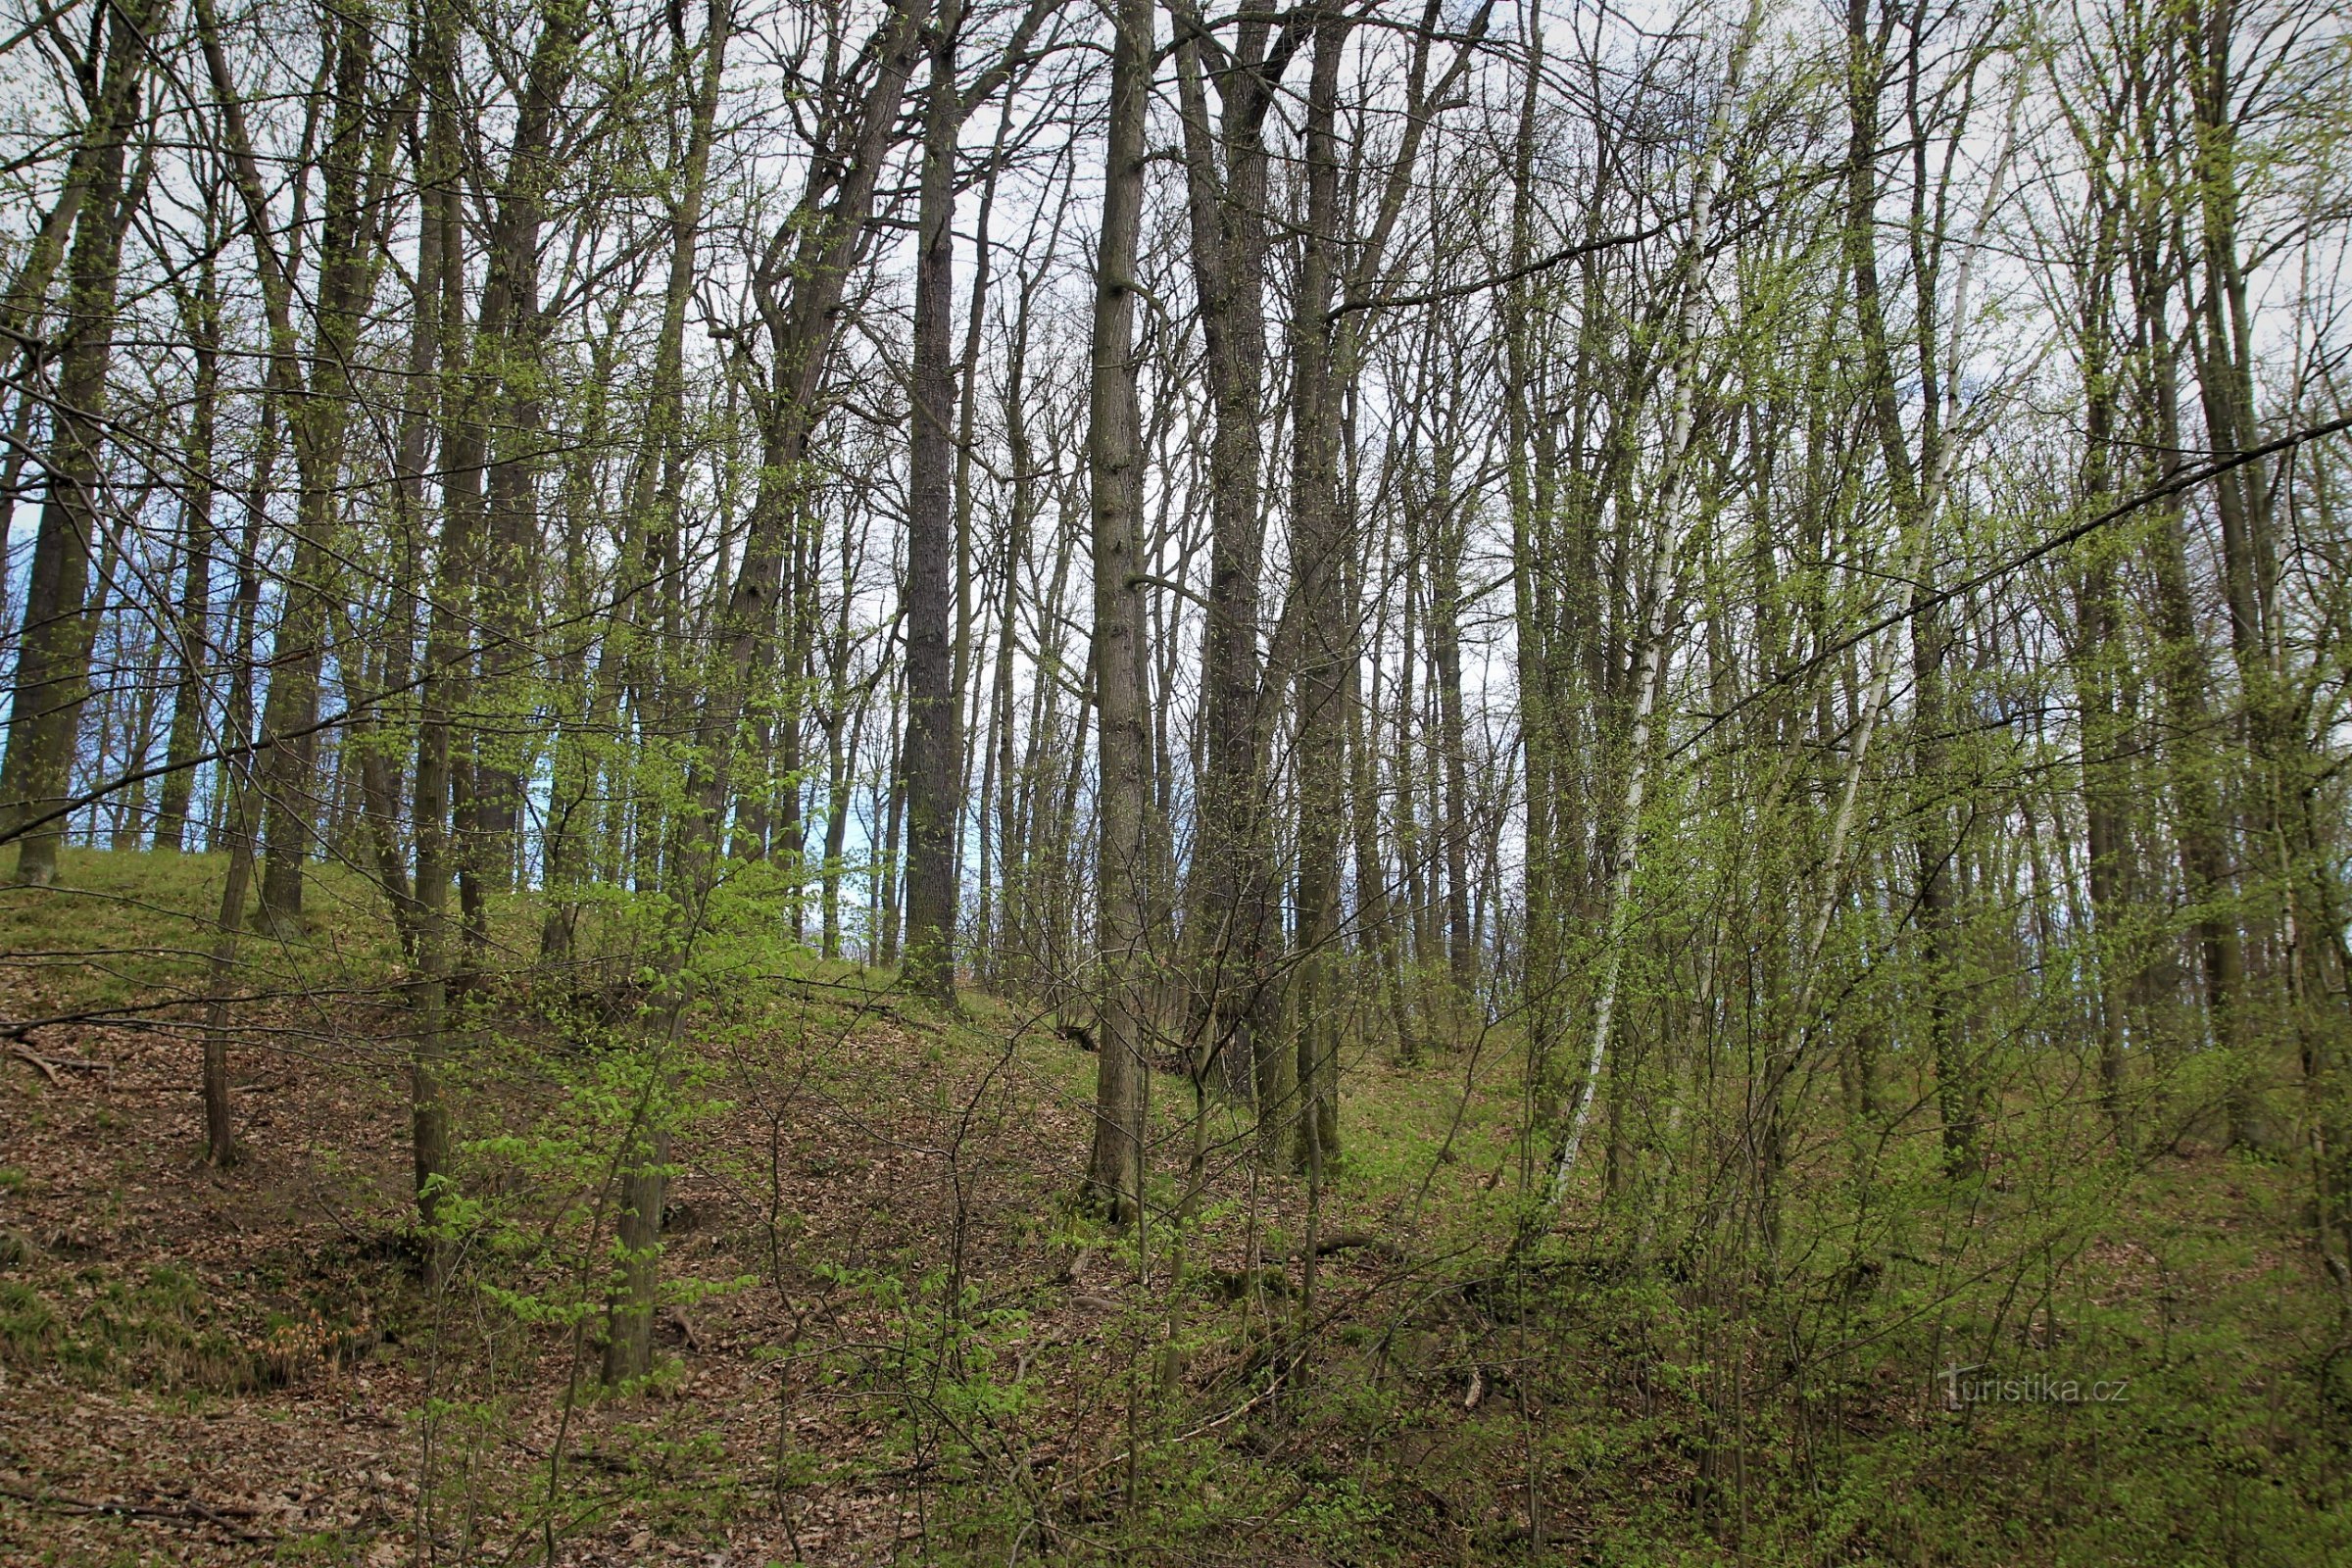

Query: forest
[0,0,2348,1560]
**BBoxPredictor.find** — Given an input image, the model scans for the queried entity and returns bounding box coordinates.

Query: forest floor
[3,849,2348,1566]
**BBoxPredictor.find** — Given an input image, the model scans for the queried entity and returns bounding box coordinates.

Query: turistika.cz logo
[1939,1365,2132,1407]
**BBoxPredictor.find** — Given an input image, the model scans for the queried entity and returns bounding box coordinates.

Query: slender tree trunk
[2071,228,2133,1131]
[602,1123,670,1385]
[0,0,157,884]
[155,255,221,852]
[405,0,468,1284]
[545,0,729,960]
[902,0,966,1002]
[199,752,263,1167]
[2180,2,2280,1148]
[822,701,863,961]
[1080,0,1152,1223]
[1431,497,1474,998]
[1540,0,1766,1218]
[252,10,378,933]
[1283,7,1351,1174]
[1840,0,1972,1172]
[880,688,907,969]
[1172,1,1287,1102]
[2145,329,2245,1134]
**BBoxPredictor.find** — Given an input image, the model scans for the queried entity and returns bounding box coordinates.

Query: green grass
[0,1264,271,1392]
[0,846,404,1019]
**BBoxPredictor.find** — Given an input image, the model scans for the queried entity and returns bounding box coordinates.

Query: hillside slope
[2,850,2346,1566]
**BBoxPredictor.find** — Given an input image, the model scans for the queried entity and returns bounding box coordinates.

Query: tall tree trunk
[2144,326,2246,1138]
[154,254,221,853]
[2180,0,2279,1149]
[1430,493,1475,998]
[470,0,594,909]
[405,0,469,1285]
[1839,0,1972,1172]
[880,679,907,968]
[989,302,1041,983]
[1540,0,1765,1218]
[0,0,156,885]
[1172,0,1290,1102]
[1080,0,1152,1224]
[1283,7,1350,1175]
[545,0,730,961]
[252,9,379,933]
[821,703,861,961]
[2070,202,2133,1131]
[902,0,967,1002]
[692,0,918,899]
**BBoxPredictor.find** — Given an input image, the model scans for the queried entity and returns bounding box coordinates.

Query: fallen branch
[0,1483,268,1542]
[1266,1229,1407,1265]
[764,975,945,1033]
[9,1044,106,1084]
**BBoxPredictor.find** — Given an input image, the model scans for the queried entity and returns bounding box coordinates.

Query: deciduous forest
[1,0,2348,1560]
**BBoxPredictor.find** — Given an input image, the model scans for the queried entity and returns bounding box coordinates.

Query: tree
[0,0,161,886]
[1081,0,1153,1224]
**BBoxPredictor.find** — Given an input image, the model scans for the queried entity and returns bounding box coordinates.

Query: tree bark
[902,0,967,1002]
[154,252,221,853]
[1081,0,1153,1224]
[1170,0,1294,1101]
[1282,6,1350,1175]
[250,6,380,932]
